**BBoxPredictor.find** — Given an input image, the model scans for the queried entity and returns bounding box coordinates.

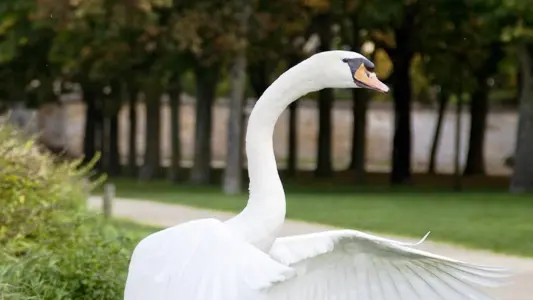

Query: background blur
[1,0,533,191]
[2,0,533,299]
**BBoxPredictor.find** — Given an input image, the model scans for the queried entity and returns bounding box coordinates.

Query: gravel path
[88,196,533,299]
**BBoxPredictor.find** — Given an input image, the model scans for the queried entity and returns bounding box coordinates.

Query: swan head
[308,50,389,93]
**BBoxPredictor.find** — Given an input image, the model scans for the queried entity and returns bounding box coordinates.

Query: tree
[167,77,182,182]
[170,0,239,185]
[126,81,139,176]
[463,43,504,175]
[251,0,309,177]
[42,0,107,167]
[425,0,507,177]
[368,0,466,184]
[40,0,178,179]
[427,88,449,174]
[454,2,507,176]
[506,0,533,192]
[0,0,58,116]
[136,2,179,181]
[189,61,219,184]
[420,1,490,178]
[424,56,467,190]
[39,0,151,172]
[343,3,373,180]
[103,80,122,176]
[511,45,533,192]
[286,56,305,177]
[138,82,163,180]
[154,5,190,182]
[366,0,423,184]
[223,0,254,194]
[312,13,335,177]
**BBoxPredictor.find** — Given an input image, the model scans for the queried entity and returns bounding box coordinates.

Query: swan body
[124,51,510,300]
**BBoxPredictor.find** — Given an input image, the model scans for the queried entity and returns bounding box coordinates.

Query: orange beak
[353,64,389,93]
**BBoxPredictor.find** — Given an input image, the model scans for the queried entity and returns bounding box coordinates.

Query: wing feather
[386,259,420,300]
[124,219,295,300]
[370,258,385,300]
[378,258,403,300]
[354,257,368,299]
[267,230,511,300]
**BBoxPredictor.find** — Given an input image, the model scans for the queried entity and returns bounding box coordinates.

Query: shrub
[0,123,96,250]
[0,123,150,300]
[1,218,148,300]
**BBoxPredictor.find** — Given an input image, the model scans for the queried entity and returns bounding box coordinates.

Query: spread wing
[124,219,295,300]
[267,230,511,300]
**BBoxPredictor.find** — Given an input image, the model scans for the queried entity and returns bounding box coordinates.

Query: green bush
[0,123,150,300]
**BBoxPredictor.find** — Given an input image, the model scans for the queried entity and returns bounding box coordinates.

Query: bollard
[103,183,115,219]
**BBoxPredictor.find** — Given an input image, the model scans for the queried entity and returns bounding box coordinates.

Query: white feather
[266,230,511,300]
[123,51,512,300]
[124,219,294,300]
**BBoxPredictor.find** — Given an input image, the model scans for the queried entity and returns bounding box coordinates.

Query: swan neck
[226,60,320,250]
[246,64,318,197]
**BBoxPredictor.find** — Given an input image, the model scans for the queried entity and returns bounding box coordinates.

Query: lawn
[112,218,162,235]
[99,177,533,257]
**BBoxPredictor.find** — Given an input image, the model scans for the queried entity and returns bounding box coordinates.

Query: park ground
[92,178,533,300]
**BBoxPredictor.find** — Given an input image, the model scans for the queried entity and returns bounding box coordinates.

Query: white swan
[124,50,510,300]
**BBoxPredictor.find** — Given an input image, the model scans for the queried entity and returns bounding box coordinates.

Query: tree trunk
[101,81,122,176]
[345,17,369,181]
[454,92,464,191]
[138,86,161,181]
[94,96,105,171]
[510,45,533,193]
[463,87,488,175]
[167,85,182,182]
[127,84,138,177]
[287,101,299,177]
[427,91,449,174]
[107,108,121,176]
[248,59,269,99]
[223,0,251,194]
[348,89,368,181]
[390,52,413,184]
[315,88,334,177]
[100,96,110,172]
[463,44,503,176]
[222,1,252,194]
[223,61,246,194]
[190,64,219,185]
[82,87,97,165]
[314,13,333,177]
[516,67,523,107]
[513,65,524,167]
[286,56,301,177]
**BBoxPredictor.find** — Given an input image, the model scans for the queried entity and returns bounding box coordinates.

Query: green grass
[111,218,162,234]
[98,178,533,257]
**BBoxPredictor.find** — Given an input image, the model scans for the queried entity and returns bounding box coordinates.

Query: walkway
[88,196,533,299]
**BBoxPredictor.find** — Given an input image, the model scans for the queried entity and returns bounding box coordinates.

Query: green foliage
[499,0,533,43]
[0,123,150,300]
[0,125,94,247]
[1,219,147,300]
